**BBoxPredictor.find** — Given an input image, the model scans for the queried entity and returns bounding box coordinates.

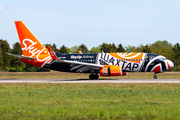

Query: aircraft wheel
[94,74,99,79]
[153,74,157,79]
[89,74,94,79]
[89,74,99,79]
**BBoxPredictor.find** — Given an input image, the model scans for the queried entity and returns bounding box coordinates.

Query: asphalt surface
[0,79,180,83]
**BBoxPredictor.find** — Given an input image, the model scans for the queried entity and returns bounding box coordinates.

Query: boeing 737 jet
[7,21,175,79]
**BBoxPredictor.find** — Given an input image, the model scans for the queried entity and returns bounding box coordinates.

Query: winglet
[77,50,82,54]
[46,46,62,61]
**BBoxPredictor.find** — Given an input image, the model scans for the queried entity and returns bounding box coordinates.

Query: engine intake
[100,65,127,76]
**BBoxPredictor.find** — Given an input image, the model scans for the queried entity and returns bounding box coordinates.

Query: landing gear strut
[89,73,99,79]
[153,73,157,79]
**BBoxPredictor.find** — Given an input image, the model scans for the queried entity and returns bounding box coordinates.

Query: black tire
[95,74,99,79]
[89,75,92,79]
[153,75,157,79]
[89,75,94,79]
[89,74,99,79]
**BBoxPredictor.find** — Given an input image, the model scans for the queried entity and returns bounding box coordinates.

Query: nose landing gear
[89,73,99,79]
[153,73,157,79]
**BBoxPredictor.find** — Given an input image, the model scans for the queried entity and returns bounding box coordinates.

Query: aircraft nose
[166,60,175,69]
[173,62,175,66]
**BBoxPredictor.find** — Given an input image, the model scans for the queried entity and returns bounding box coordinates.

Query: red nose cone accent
[167,61,171,69]
[152,65,161,72]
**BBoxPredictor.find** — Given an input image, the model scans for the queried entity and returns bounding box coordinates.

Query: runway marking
[0,79,180,83]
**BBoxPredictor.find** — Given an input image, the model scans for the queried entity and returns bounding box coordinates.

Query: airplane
[6,21,175,79]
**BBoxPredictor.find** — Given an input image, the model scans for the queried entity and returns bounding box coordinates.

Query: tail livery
[15,21,52,67]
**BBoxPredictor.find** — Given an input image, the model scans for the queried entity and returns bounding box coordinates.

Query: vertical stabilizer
[15,21,45,57]
[15,21,52,67]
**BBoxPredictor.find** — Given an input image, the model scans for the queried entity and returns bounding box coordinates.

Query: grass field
[0,71,180,79]
[1,83,180,119]
[0,72,180,119]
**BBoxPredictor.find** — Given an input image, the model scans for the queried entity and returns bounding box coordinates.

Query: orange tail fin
[15,21,45,57]
[15,21,52,67]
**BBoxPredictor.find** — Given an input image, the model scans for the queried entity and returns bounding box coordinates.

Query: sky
[0,0,180,49]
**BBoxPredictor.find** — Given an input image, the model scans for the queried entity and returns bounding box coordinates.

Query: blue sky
[0,0,180,49]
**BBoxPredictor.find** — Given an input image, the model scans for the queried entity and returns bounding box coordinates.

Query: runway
[0,79,180,83]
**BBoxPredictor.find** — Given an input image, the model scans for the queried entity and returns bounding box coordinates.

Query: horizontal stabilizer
[6,53,35,60]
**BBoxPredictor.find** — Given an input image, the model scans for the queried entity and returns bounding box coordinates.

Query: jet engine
[100,65,127,76]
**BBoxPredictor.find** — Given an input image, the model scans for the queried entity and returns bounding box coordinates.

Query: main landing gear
[89,73,99,79]
[153,73,157,79]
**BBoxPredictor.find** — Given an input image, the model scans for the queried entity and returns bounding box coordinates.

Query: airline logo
[70,55,94,59]
[22,38,51,62]
[15,21,52,67]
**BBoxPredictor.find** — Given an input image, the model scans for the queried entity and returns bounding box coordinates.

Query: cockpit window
[158,58,167,61]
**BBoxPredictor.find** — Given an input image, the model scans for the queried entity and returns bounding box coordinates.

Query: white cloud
[0,4,4,10]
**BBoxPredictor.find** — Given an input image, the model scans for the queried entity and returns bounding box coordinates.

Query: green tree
[0,48,3,70]
[100,43,114,53]
[172,43,180,71]
[0,39,10,71]
[52,43,58,52]
[10,42,24,72]
[136,44,145,52]
[70,45,79,53]
[111,43,117,52]
[117,44,125,52]
[150,40,173,59]
[125,45,136,52]
[59,45,70,53]
[78,44,89,53]
[142,44,151,53]
[90,45,101,53]
[12,42,22,55]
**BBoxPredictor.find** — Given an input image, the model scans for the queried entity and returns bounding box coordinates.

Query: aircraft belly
[44,62,71,72]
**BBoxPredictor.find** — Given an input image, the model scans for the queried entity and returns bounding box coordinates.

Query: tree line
[0,39,179,72]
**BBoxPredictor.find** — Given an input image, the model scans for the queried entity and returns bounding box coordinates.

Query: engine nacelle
[100,65,127,76]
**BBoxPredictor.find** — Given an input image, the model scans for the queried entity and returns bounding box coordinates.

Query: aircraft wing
[46,46,103,72]
[6,53,35,60]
